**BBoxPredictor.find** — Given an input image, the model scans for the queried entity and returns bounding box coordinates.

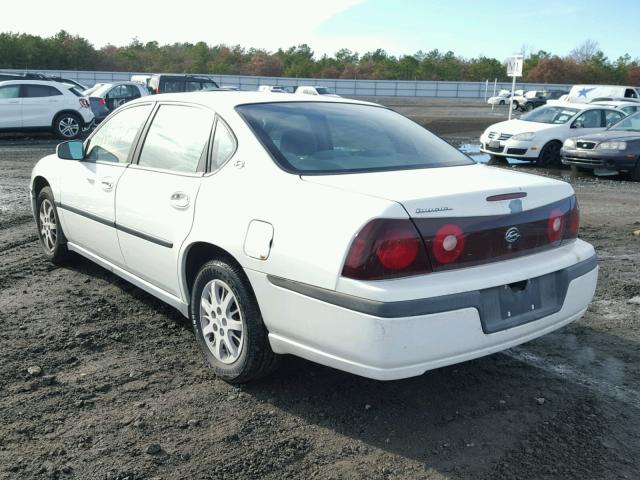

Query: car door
[57,103,153,266]
[21,84,63,127]
[0,84,22,128]
[115,103,215,296]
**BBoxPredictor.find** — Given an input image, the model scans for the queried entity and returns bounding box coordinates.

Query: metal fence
[0,68,571,98]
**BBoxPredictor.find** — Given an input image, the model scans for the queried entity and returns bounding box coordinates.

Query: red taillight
[566,198,580,239]
[376,228,420,270]
[342,219,431,280]
[547,208,564,242]
[432,224,466,264]
[79,98,90,108]
[98,98,105,106]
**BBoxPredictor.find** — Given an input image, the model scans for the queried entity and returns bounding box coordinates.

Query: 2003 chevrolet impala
[30,92,598,383]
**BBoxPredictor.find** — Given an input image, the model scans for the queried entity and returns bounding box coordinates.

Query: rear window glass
[236,102,473,174]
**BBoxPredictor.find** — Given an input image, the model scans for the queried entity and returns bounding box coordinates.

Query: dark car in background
[82,81,149,123]
[148,74,218,94]
[561,111,640,181]
[518,90,568,112]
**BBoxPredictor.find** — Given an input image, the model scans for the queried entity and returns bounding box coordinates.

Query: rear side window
[0,85,20,99]
[23,85,62,97]
[86,104,152,163]
[605,110,625,127]
[161,79,184,93]
[211,121,236,170]
[138,105,214,173]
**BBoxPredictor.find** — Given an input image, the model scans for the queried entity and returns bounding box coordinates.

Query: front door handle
[8,100,19,104]
[170,192,190,209]
[101,177,114,191]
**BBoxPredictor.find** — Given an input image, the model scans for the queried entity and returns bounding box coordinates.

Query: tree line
[1,31,638,85]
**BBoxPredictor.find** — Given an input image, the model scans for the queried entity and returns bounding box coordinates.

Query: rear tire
[536,141,562,167]
[631,160,640,182]
[36,186,69,265]
[499,100,505,105]
[53,113,83,140]
[190,259,279,383]
[525,103,534,112]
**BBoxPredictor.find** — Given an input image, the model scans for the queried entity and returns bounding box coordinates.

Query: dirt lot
[1,120,639,480]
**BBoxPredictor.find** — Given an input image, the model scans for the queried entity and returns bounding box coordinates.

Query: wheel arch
[181,241,247,302]
[51,109,85,129]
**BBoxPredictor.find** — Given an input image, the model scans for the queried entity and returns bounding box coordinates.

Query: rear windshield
[236,102,473,174]
[521,106,579,124]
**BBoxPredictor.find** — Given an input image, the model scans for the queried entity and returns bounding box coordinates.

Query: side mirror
[571,121,583,129]
[57,140,85,160]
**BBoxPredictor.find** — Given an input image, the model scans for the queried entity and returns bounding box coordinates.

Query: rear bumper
[247,240,597,380]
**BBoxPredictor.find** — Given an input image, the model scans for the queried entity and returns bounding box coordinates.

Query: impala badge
[505,227,521,243]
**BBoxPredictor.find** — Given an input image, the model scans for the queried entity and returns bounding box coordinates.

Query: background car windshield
[315,87,333,94]
[521,106,578,124]
[610,112,640,131]
[237,102,474,174]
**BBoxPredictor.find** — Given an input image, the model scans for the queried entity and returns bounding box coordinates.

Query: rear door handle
[170,192,190,209]
[8,100,19,104]
[101,177,114,191]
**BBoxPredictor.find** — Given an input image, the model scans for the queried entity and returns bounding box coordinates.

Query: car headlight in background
[563,138,576,149]
[596,141,627,150]
[511,132,535,141]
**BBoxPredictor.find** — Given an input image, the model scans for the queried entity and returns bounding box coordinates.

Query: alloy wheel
[39,199,57,253]
[199,279,245,364]
[58,117,80,138]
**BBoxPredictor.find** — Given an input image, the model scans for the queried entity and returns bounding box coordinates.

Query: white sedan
[480,103,626,165]
[31,92,597,383]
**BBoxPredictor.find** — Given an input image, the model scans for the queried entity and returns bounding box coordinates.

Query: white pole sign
[507,55,523,120]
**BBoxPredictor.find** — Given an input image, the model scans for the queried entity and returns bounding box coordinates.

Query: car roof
[591,100,638,107]
[126,91,378,110]
[0,79,71,88]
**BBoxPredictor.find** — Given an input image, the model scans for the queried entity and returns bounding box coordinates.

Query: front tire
[499,100,505,105]
[536,141,562,167]
[190,259,279,383]
[53,113,83,140]
[525,102,534,112]
[36,186,69,264]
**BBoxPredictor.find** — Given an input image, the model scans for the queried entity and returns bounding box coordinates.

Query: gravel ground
[1,122,639,480]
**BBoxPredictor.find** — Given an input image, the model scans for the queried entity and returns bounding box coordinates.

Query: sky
[1,0,637,60]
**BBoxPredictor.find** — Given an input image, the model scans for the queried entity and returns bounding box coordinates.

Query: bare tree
[569,40,600,63]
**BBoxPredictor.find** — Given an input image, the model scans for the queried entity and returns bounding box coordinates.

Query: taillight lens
[79,98,90,108]
[547,208,564,242]
[98,98,106,106]
[432,224,466,264]
[342,219,431,280]
[565,197,580,240]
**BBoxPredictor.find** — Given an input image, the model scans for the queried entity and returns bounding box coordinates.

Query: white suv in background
[0,80,94,139]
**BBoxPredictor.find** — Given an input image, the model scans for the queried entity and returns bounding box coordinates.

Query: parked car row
[480,83,640,180]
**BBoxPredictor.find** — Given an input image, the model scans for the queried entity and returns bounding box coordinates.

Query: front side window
[86,104,152,163]
[0,85,20,99]
[186,81,201,92]
[237,102,474,174]
[23,85,62,98]
[574,110,603,128]
[138,105,213,173]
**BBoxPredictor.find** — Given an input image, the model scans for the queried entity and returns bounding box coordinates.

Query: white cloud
[1,0,364,53]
